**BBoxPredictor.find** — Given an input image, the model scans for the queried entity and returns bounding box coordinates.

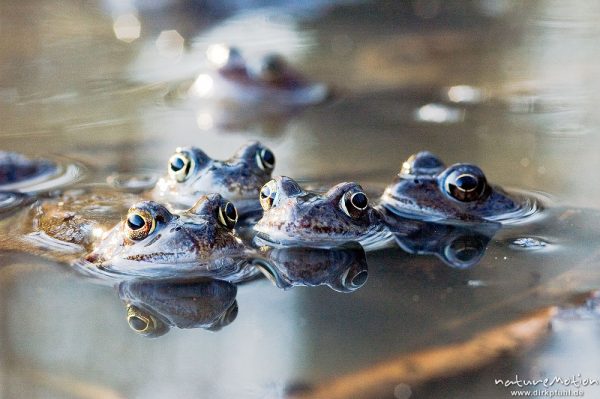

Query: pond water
[2,1,600,398]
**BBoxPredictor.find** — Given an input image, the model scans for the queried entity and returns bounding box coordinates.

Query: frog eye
[400,151,445,177]
[167,151,194,183]
[218,201,238,230]
[256,148,275,172]
[442,166,489,202]
[341,268,369,291]
[259,180,278,211]
[260,54,286,80]
[443,234,486,269]
[340,191,369,218]
[125,209,156,240]
[126,305,169,337]
[127,305,157,335]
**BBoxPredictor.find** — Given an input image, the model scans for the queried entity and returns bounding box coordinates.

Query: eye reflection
[351,270,368,287]
[129,314,148,331]
[443,234,487,269]
[206,301,239,332]
[259,245,368,293]
[126,304,167,337]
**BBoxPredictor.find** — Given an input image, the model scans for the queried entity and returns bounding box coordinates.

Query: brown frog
[253,176,392,250]
[380,151,538,224]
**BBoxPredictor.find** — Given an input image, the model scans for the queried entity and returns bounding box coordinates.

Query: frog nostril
[85,252,100,263]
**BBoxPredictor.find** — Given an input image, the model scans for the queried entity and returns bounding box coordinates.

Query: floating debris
[511,237,548,250]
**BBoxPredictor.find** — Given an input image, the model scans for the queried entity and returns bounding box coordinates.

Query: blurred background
[2,0,600,398]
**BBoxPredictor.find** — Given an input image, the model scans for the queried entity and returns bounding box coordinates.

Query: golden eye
[259,180,278,211]
[218,201,238,230]
[167,151,194,182]
[127,305,157,335]
[125,209,155,240]
[255,148,275,172]
[340,191,369,218]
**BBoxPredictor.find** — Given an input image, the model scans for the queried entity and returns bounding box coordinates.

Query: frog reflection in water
[119,277,238,337]
[380,151,537,224]
[153,141,275,215]
[255,243,369,293]
[383,212,498,269]
[253,177,392,250]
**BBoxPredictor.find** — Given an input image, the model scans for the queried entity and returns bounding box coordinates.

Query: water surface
[2,1,600,398]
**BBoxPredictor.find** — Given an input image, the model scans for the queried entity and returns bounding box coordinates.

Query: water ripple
[0,154,85,194]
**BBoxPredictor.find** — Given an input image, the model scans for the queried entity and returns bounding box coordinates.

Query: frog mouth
[253,231,285,247]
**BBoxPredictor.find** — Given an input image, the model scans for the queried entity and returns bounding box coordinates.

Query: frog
[379,151,538,224]
[84,193,257,280]
[152,141,275,216]
[253,176,393,250]
[119,277,239,337]
[254,243,368,293]
[0,187,140,264]
[0,190,258,281]
[193,45,329,107]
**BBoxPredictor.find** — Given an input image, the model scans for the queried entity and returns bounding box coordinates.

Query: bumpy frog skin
[153,141,275,215]
[119,277,238,337]
[85,194,256,280]
[253,177,392,250]
[30,189,138,251]
[0,189,140,264]
[380,151,536,223]
[255,244,368,292]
